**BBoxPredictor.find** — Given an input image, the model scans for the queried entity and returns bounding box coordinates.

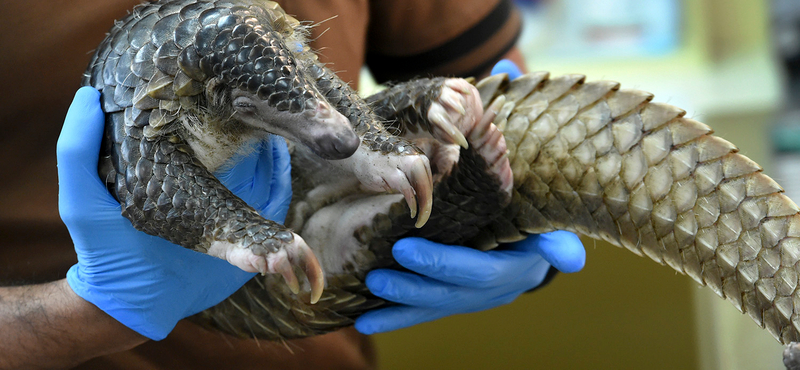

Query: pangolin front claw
[268,237,325,304]
[207,229,325,305]
[296,241,325,304]
[374,154,432,228]
[334,145,434,228]
[274,257,301,295]
[382,154,432,228]
[279,236,325,304]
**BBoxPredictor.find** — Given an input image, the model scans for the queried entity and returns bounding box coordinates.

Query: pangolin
[84,0,800,345]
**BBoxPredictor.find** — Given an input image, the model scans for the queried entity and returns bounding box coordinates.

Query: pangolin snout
[304,99,361,159]
[315,129,360,159]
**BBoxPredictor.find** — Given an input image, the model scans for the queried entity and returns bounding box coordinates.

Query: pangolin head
[129,1,359,159]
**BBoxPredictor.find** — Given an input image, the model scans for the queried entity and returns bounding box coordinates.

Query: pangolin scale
[84,0,800,345]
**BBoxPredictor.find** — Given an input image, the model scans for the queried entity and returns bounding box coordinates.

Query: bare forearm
[0,279,146,369]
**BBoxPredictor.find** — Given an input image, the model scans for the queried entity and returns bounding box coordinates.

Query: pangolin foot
[416,89,513,199]
[207,231,325,304]
[426,79,484,149]
[469,95,513,196]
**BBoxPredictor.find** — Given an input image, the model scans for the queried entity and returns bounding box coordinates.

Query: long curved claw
[428,79,484,149]
[469,94,504,142]
[441,89,467,115]
[409,158,433,228]
[214,229,326,304]
[401,185,418,219]
[253,255,269,276]
[331,144,433,228]
[275,257,301,295]
[429,111,469,149]
[297,242,325,304]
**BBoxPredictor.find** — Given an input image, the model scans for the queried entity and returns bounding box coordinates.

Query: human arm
[0,87,292,369]
[0,280,147,369]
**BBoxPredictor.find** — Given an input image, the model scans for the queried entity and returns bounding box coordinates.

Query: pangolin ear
[204,77,229,106]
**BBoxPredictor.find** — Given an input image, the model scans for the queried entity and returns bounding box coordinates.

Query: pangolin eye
[233,97,256,112]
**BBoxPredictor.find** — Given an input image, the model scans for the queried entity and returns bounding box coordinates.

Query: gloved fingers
[392,237,548,289]
[354,305,451,335]
[490,59,523,80]
[57,87,104,168]
[68,225,257,340]
[365,260,548,309]
[213,136,292,223]
[178,249,257,316]
[250,140,275,206]
[57,87,120,227]
[508,231,586,273]
[365,269,456,308]
[262,135,292,223]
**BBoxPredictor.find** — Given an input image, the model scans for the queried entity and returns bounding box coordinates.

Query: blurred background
[360,0,800,368]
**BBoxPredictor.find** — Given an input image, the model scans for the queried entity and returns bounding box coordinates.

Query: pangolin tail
[475,72,800,343]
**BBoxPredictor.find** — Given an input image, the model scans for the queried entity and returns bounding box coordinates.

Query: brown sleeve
[365,0,523,83]
[0,0,143,285]
[277,0,369,87]
[0,1,376,369]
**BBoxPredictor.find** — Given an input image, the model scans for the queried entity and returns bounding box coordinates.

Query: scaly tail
[476,72,800,343]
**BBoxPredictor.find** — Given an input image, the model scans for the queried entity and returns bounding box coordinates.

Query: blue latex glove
[59,87,292,340]
[491,59,524,80]
[354,60,586,334]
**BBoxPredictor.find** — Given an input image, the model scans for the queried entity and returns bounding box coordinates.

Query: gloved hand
[355,233,585,334]
[59,86,292,340]
[354,60,587,335]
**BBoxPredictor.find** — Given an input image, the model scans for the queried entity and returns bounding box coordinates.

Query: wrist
[59,279,149,349]
[0,280,147,369]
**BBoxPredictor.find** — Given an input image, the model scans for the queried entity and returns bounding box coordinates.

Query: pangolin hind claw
[274,258,300,295]
[409,157,433,228]
[426,79,486,149]
[297,242,325,304]
[278,237,325,304]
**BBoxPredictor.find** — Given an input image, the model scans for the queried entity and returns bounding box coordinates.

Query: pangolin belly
[83,0,800,345]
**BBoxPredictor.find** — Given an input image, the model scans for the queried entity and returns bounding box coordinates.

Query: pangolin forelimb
[293,48,435,227]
